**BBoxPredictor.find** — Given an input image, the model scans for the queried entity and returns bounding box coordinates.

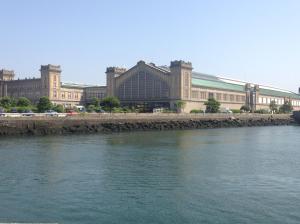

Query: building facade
[0,65,106,107]
[1,60,300,112]
[106,60,300,112]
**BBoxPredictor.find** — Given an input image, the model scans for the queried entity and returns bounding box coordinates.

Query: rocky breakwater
[0,113,295,136]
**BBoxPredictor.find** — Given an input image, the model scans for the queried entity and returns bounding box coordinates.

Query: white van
[219,108,233,114]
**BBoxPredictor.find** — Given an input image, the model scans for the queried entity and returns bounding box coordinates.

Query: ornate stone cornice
[170,60,193,69]
[106,67,127,74]
[40,64,61,72]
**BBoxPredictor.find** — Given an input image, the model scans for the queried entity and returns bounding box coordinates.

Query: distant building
[0,65,106,107]
[105,60,300,112]
[1,60,300,111]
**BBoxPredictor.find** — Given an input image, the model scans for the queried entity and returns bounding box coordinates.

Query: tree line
[0,96,123,113]
[177,98,294,114]
[0,95,295,114]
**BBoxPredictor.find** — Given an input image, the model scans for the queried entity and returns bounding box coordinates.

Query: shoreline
[0,113,296,136]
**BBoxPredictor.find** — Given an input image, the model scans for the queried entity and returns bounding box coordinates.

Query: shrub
[87,105,96,112]
[279,101,293,113]
[254,109,269,114]
[190,109,204,114]
[240,105,250,112]
[0,96,13,108]
[204,98,220,113]
[90,97,100,107]
[231,109,241,114]
[122,106,132,113]
[175,100,186,113]
[112,107,123,113]
[17,97,31,107]
[269,100,278,113]
[37,96,52,112]
[52,104,64,113]
[100,97,120,112]
[17,106,31,113]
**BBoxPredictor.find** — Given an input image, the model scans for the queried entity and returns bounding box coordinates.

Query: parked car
[44,110,59,117]
[22,110,35,117]
[97,109,106,113]
[10,108,18,113]
[220,108,233,114]
[66,110,78,116]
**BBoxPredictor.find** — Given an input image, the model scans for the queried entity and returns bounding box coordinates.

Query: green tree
[87,104,96,112]
[279,100,293,113]
[10,98,17,107]
[37,96,53,112]
[100,97,120,112]
[204,98,220,113]
[52,104,64,113]
[0,96,12,108]
[269,100,278,113]
[17,97,31,107]
[91,97,100,107]
[175,100,186,113]
[240,105,250,112]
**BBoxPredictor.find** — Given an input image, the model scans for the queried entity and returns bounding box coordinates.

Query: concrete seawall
[0,113,295,136]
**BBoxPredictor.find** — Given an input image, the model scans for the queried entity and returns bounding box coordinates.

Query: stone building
[105,60,300,112]
[1,60,300,112]
[0,65,106,107]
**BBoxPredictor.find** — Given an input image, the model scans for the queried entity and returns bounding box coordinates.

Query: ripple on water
[0,126,300,224]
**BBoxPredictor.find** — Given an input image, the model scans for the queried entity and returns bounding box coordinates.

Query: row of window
[86,92,106,99]
[258,97,284,105]
[258,97,300,107]
[55,91,81,100]
[117,72,170,99]
[53,91,107,100]
[8,85,41,91]
[291,100,300,106]
[9,91,40,97]
[191,91,245,102]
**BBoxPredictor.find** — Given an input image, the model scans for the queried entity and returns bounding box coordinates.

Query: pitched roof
[191,72,245,92]
[61,82,100,89]
[260,88,300,99]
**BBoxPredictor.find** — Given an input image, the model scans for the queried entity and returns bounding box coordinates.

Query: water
[0,126,300,224]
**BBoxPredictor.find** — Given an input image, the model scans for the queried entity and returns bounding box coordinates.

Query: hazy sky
[1,0,300,91]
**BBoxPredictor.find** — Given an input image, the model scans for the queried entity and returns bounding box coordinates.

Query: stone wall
[0,114,294,136]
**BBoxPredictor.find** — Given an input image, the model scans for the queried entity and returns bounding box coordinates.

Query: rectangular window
[191,90,198,99]
[216,93,222,101]
[184,89,189,98]
[230,94,234,102]
[223,94,228,101]
[200,92,207,99]
[208,92,214,99]
[236,95,241,102]
[184,73,189,87]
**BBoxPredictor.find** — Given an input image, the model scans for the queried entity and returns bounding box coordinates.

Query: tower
[0,69,15,81]
[245,83,258,112]
[40,64,61,100]
[106,67,126,97]
[169,60,193,101]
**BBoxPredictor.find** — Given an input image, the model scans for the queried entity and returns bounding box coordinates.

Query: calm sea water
[0,126,300,224]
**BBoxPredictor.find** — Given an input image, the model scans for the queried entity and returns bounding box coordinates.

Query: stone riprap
[0,113,295,136]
